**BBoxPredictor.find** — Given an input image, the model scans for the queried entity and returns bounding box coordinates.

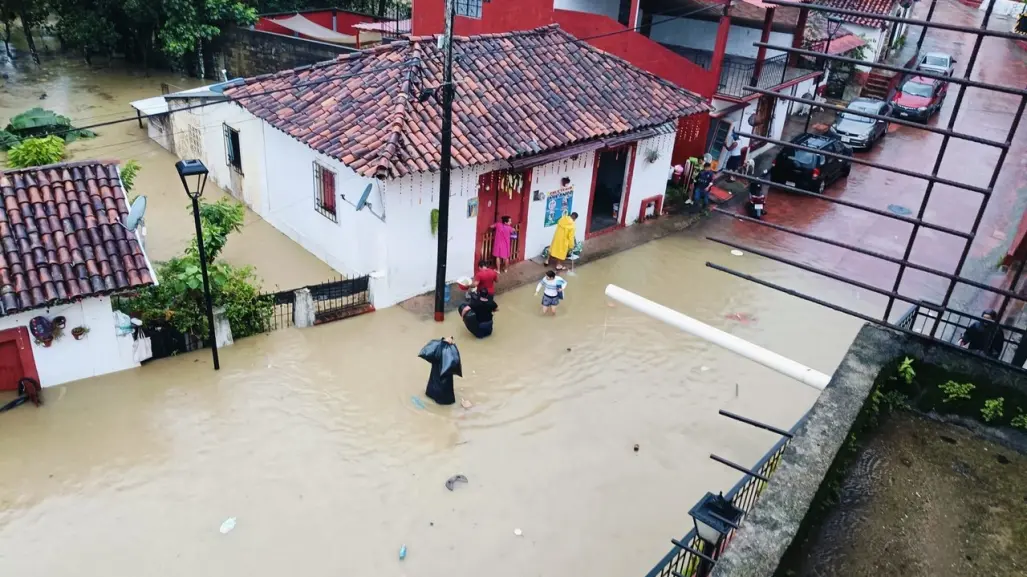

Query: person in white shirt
[534,270,567,316]
[724,126,743,182]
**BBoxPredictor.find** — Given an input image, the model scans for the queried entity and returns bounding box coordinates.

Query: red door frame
[0,326,39,391]
[586,143,637,239]
[473,168,532,268]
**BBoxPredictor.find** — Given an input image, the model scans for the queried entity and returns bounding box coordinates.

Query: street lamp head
[175,159,209,200]
[689,492,744,547]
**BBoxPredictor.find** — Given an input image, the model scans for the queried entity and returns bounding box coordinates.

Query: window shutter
[324,170,336,213]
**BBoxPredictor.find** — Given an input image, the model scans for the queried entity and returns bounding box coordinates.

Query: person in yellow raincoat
[544,212,578,270]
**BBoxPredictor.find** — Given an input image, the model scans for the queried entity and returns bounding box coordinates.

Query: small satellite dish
[355,183,373,211]
[122,196,147,231]
[801,92,814,101]
[747,115,757,127]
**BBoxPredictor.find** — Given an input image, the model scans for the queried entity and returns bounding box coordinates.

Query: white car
[917,52,956,77]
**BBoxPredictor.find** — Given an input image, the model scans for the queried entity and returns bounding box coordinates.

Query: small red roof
[225,25,709,179]
[0,161,154,315]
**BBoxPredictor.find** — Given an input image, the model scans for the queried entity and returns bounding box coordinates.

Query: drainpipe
[628,0,641,30]
[332,9,338,31]
[605,285,831,390]
[750,7,776,87]
[708,3,733,99]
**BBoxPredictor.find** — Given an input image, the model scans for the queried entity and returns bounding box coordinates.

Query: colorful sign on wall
[544,186,573,227]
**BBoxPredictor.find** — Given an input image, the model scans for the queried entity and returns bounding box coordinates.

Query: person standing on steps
[544,212,577,271]
[491,215,515,273]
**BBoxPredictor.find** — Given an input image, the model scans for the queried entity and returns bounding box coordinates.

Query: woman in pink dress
[491,216,514,273]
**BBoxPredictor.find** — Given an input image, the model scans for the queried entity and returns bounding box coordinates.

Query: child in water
[535,270,567,316]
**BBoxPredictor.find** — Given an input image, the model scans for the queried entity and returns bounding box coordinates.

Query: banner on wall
[544,186,573,227]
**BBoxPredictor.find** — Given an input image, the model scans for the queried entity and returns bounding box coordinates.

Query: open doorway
[589,146,631,236]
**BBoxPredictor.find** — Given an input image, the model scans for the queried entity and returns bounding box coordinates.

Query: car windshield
[841,110,873,123]
[901,82,933,97]
[784,148,819,167]
[924,55,948,67]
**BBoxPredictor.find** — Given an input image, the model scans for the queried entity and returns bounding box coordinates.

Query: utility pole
[434,0,457,322]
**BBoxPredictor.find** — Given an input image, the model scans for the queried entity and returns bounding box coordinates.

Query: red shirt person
[473,260,499,295]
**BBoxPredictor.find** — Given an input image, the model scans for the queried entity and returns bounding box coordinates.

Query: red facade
[412,0,554,37]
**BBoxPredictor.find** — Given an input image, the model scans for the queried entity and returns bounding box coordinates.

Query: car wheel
[817,180,826,194]
[842,163,851,177]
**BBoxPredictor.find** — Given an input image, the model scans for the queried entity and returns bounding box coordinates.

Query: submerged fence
[644,424,796,577]
[113,275,372,362]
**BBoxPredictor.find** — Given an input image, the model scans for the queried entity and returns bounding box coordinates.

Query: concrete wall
[524,153,596,259]
[845,23,884,71]
[0,297,138,388]
[710,76,815,158]
[220,27,356,80]
[554,0,620,20]
[627,130,676,220]
[146,113,174,153]
[648,18,794,59]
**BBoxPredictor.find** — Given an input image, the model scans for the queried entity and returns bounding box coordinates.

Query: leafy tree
[6,135,65,168]
[4,0,47,64]
[121,160,142,196]
[120,197,271,340]
[159,0,257,77]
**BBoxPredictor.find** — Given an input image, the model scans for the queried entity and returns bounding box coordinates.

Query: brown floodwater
[1,52,869,577]
[0,53,337,289]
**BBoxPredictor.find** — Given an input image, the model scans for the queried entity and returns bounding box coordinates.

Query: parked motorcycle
[747,170,769,219]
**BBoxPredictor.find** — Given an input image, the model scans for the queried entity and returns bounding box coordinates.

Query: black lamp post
[688,492,744,577]
[175,159,220,371]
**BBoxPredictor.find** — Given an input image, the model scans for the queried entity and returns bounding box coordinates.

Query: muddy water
[0,55,336,289]
[0,229,864,577]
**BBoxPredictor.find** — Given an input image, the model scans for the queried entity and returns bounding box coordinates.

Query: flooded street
[0,55,336,289]
[0,230,864,577]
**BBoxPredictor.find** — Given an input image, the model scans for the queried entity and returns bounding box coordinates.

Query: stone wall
[220,27,358,78]
[709,323,1027,577]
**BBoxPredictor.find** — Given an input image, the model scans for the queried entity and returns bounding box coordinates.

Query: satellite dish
[122,196,147,231]
[801,92,814,100]
[355,183,373,211]
[747,115,757,127]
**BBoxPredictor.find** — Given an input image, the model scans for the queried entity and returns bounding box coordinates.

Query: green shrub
[1012,411,1027,430]
[6,136,66,168]
[981,398,1004,423]
[939,380,974,403]
[120,160,142,194]
[897,357,916,385]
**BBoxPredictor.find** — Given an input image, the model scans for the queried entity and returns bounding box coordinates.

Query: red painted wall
[256,10,378,39]
[412,0,553,36]
[553,10,715,99]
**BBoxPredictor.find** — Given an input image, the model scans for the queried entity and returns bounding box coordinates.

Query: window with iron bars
[456,0,483,19]
[223,124,242,173]
[314,162,337,222]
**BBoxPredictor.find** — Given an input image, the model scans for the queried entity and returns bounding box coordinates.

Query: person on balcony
[959,309,1005,359]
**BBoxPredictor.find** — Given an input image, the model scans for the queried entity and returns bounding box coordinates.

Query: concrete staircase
[860,70,895,100]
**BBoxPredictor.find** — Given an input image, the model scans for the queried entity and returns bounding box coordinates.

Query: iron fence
[261,289,296,332]
[310,276,372,324]
[644,430,793,577]
[899,302,1025,365]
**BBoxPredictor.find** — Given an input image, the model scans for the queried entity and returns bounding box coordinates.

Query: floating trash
[513,528,523,537]
[445,474,469,491]
[730,249,744,256]
[399,544,407,560]
[411,396,427,410]
[887,204,912,216]
[219,517,237,534]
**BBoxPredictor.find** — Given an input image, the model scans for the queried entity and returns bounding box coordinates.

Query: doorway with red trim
[0,327,39,391]
[474,168,531,269]
[587,144,635,237]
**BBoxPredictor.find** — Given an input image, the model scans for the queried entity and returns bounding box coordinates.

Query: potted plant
[53,316,66,329]
[645,149,661,164]
[71,326,90,340]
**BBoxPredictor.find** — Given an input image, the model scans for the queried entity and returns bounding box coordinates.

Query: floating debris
[730,249,744,256]
[219,517,237,534]
[445,474,469,491]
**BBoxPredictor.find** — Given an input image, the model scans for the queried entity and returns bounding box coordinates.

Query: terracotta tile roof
[0,161,154,315]
[805,10,865,53]
[224,25,709,178]
[817,0,901,28]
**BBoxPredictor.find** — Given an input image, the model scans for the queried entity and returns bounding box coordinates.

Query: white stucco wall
[844,23,884,70]
[524,153,596,259]
[626,130,676,222]
[553,0,621,20]
[648,18,794,59]
[0,297,138,388]
[168,99,268,212]
[711,77,816,158]
[146,114,174,153]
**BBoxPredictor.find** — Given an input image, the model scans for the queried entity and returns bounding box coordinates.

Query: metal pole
[192,196,220,370]
[433,0,457,322]
[604,285,831,390]
[804,20,836,133]
[915,0,938,55]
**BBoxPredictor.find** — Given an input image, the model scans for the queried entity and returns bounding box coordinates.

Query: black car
[769,133,852,194]
[829,98,891,150]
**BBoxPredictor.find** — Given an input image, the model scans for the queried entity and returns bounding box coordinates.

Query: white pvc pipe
[605,284,831,391]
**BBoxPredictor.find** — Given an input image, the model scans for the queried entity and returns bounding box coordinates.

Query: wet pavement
[716,0,1027,322]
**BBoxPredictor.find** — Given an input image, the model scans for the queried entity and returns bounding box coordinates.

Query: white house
[152,25,708,309]
[0,161,157,388]
[818,0,913,73]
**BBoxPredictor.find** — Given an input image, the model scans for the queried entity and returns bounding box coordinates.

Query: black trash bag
[419,338,462,405]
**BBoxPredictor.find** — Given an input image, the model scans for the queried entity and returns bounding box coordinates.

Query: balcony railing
[661,44,819,98]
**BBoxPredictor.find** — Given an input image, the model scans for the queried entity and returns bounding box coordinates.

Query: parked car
[829,98,891,150]
[916,52,956,77]
[890,76,947,122]
[769,133,852,195]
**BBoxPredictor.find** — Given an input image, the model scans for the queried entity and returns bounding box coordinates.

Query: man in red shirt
[472,260,498,295]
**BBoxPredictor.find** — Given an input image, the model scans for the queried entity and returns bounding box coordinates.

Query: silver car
[829,99,891,150]
[917,52,956,77]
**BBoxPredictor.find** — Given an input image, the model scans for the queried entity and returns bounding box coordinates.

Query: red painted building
[409,0,851,165]
[256,8,384,48]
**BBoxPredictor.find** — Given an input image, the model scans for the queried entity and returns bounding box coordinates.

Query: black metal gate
[716,0,1027,371]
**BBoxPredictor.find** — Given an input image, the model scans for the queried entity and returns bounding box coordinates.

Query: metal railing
[898,301,1025,365]
[644,428,794,577]
[479,224,522,267]
[310,275,372,324]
